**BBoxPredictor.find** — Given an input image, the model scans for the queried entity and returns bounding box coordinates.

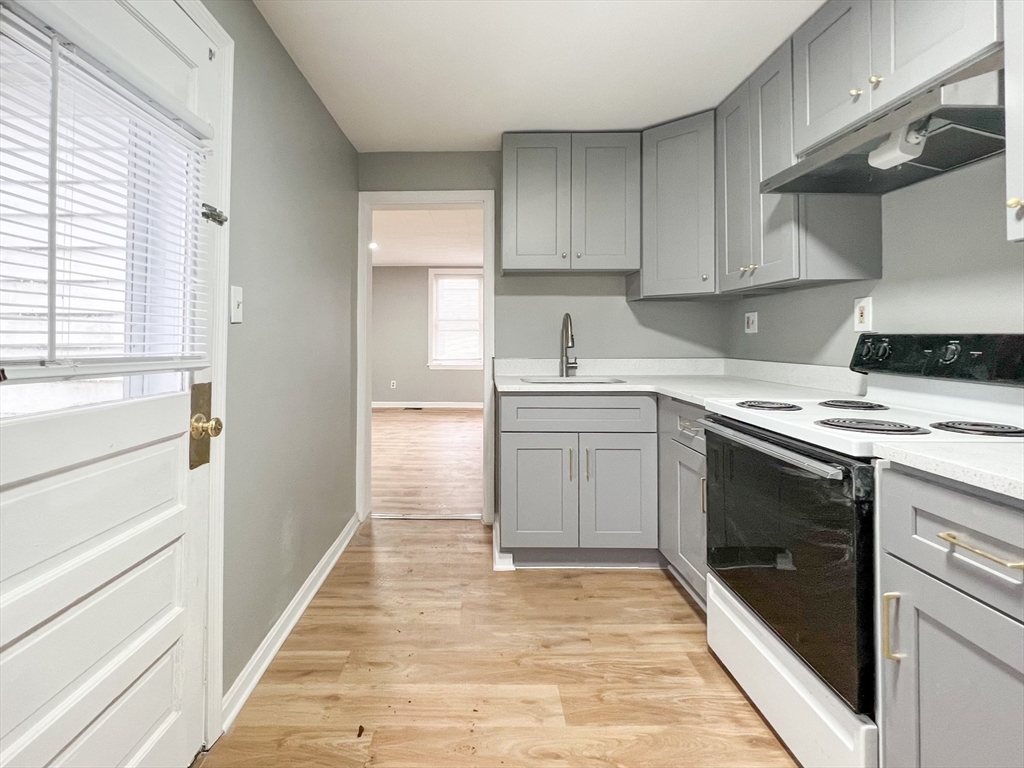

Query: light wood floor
[199,519,796,768]
[371,408,483,518]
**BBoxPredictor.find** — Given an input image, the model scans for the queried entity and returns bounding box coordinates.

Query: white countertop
[493,373,850,408]
[874,441,1024,501]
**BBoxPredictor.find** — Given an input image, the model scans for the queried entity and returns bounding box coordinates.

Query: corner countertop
[874,442,1024,502]
[493,373,850,408]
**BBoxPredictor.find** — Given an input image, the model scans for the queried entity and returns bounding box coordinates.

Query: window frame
[427,267,483,371]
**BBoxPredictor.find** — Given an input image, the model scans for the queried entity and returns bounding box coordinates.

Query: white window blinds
[429,269,482,369]
[0,9,209,371]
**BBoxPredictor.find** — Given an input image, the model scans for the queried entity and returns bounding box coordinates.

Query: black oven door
[702,417,875,715]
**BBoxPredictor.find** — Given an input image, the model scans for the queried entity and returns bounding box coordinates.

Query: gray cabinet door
[1007,0,1024,242]
[881,554,1024,768]
[793,0,872,155]
[750,41,800,289]
[499,432,578,548]
[570,133,641,271]
[502,133,571,270]
[579,432,657,549]
[716,81,755,293]
[869,0,1001,114]
[641,113,716,296]
[659,436,707,599]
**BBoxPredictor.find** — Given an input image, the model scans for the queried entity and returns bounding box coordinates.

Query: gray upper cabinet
[501,133,571,271]
[502,132,639,272]
[1007,0,1024,242]
[869,0,1001,114]
[571,133,641,270]
[499,432,578,548]
[880,554,1024,768]
[658,434,707,600]
[639,113,716,297]
[750,41,800,288]
[716,82,755,292]
[579,432,657,549]
[793,0,872,155]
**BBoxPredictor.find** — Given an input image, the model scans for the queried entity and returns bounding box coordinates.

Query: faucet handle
[566,357,578,371]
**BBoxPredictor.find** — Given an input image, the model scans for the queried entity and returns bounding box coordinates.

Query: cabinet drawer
[879,468,1024,621]
[657,396,707,454]
[500,395,656,433]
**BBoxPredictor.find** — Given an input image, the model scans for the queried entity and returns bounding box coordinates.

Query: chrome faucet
[560,312,578,377]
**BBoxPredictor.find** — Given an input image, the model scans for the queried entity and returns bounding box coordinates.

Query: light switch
[744,311,758,334]
[230,285,243,324]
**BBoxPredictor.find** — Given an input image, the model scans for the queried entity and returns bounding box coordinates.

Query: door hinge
[202,203,228,226]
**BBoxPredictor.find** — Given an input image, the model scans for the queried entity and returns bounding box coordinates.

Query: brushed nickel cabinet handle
[569,448,574,481]
[1008,198,1023,209]
[937,532,1024,570]
[585,448,591,481]
[882,592,905,661]
[869,75,884,85]
[850,88,863,97]
[700,477,707,514]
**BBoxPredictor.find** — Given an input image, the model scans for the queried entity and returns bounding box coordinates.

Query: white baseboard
[220,512,360,732]
[491,517,514,571]
[706,574,878,768]
[372,401,483,410]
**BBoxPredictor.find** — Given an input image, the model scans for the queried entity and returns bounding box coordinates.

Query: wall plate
[853,297,872,332]
[744,312,758,334]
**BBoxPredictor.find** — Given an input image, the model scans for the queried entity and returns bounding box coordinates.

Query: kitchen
[0,1,1021,767]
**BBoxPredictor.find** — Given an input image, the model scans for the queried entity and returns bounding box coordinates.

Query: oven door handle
[698,419,845,480]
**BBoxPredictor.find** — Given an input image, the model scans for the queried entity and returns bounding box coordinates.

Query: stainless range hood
[762,63,1005,195]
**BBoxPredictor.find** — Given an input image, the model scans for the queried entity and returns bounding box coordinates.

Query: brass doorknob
[1008,198,1023,209]
[191,413,224,439]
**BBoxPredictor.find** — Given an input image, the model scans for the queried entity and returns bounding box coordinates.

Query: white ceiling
[253,0,826,152]
[371,206,484,267]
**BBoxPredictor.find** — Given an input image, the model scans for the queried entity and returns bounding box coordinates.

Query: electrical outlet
[390,380,397,389]
[744,311,758,334]
[854,297,873,332]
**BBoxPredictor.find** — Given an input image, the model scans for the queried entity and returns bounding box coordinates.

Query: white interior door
[0,2,229,766]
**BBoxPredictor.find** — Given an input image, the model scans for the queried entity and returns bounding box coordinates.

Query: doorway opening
[355,191,495,525]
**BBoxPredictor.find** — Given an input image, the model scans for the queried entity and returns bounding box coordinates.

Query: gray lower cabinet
[501,133,571,271]
[792,0,872,155]
[637,112,716,297]
[499,432,578,548]
[869,0,1001,115]
[579,432,658,549]
[880,553,1024,768]
[1006,0,1024,242]
[571,133,641,271]
[658,434,707,600]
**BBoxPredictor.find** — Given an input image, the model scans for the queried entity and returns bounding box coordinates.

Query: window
[428,268,482,370]
[0,8,209,415]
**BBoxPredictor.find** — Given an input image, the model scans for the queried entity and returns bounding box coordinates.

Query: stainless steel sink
[520,376,625,384]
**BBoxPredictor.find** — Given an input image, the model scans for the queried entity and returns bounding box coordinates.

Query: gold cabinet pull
[882,592,905,661]
[586,448,591,481]
[700,477,707,514]
[937,532,1024,570]
[1008,198,1023,209]
[190,413,224,440]
[869,75,884,85]
[569,448,574,481]
[850,88,863,97]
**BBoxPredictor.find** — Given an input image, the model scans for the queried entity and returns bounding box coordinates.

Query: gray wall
[358,152,729,359]
[372,267,482,403]
[726,158,1024,366]
[203,0,358,691]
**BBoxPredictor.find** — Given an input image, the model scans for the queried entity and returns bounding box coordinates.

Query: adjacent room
[0,1,1022,767]
[370,205,486,519]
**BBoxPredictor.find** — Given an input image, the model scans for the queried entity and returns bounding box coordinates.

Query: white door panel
[0,0,229,765]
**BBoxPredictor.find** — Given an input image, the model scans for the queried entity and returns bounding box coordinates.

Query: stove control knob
[859,340,875,360]
[876,341,892,360]
[938,342,961,365]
